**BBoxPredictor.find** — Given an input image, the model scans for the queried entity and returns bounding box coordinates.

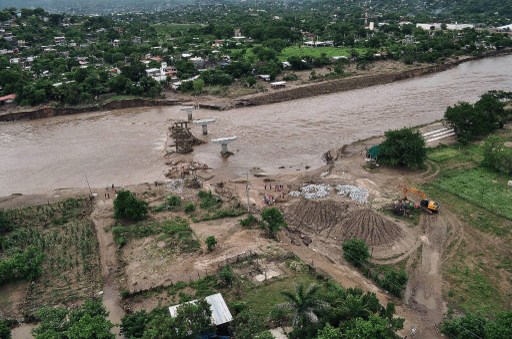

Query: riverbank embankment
[1,48,510,120]
[0,98,181,122]
[227,48,512,109]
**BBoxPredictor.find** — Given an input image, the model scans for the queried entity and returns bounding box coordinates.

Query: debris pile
[167,179,184,193]
[336,185,369,204]
[289,184,332,199]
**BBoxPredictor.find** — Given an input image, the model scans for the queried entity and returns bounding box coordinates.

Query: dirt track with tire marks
[285,199,403,246]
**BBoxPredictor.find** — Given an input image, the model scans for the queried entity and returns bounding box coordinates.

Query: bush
[481,135,512,175]
[184,202,196,214]
[166,195,182,210]
[240,214,258,228]
[260,208,286,238]
[0,246,44,285]
[342,238,370,268]
[0,319,10,339]
[218,265,235,287]
[0,210,14,234]
[378,269,408,297]
[113,191,148,221]
[120,310,150,339]
[379,128,426,169]
[197,191,222,209]
[205,235,217,252]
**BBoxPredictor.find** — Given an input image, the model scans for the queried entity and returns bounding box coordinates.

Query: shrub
[205,235,217,252]
[218,265,235,287]
[184,202,196,214]
[240,214,258,228]
[166,195,182,210]
[481,135,512,175]
[0,210,14,234]
[378,269,408,297]
[379,128,426,169]
[342,238,370,268]
[260,208,286,239]
[0,319,10,339]
[198,190,221,209]
[113,191,148,221]
[120,310,150,339]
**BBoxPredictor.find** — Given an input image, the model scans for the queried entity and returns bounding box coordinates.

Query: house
[271,81,286,89]
[0,94,16,105]
[132,36,142,44]
[169,293,233,331]
[112,39,120,48]
[54,36,66,45]
[257,74,271,81]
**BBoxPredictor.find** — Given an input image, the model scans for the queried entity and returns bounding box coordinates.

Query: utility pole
[84,174,93,198]
[246,172,250,213]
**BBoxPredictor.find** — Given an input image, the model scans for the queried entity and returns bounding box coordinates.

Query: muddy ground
[0,121,477,339]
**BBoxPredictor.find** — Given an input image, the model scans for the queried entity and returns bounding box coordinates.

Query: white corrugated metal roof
[168,293,233,326]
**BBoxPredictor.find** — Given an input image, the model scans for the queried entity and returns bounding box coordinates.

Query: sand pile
[286,199,402,246]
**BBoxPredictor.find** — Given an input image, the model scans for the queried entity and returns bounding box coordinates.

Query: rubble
[167,179,185,193]
[289,184,332,199]
[336,185,368,204]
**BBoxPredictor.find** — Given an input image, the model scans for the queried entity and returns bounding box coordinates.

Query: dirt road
[91,198,125,338]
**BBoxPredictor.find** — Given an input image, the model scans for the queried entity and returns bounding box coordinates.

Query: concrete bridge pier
[212,136,237,155]
[192,118,216,135]
[180,106,195,122]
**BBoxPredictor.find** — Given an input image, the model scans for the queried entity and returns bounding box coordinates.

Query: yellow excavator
[402,187,440,214]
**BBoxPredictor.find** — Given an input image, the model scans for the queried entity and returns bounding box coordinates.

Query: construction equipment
[402,187,440,214]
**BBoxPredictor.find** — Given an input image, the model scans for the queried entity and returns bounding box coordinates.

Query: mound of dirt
[285,199,353,234]
[286,199,403,246]
[326,209,403,246]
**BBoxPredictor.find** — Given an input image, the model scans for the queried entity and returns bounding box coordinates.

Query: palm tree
[279,283,329,330]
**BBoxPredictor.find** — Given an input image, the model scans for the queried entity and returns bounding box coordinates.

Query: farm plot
[0,198,102,318]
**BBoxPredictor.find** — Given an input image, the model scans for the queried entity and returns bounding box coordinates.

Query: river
[0,55,511,196]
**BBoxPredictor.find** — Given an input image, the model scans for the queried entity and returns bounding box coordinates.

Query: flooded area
[1,55,511,196]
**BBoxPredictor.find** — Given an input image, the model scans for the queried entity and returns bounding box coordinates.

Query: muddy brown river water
[1,55,511,196]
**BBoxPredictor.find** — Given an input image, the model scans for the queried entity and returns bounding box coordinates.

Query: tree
[342,238,370,268]
[279,283,329,332]
[441,313,487,339]
[174,299,214,338]
[343,315,395,338]
[113,190,148,221]
[485,311,512,339]
[0,319,10,339]
[120,310,150,339]
[379,270,408,297]
[33,299,114,339]
[260,208,286,239]
[482,135,512,175]
[379,128,426,169]
[205,235,217,252]
[316,323,341,339]
[445,93,507,143]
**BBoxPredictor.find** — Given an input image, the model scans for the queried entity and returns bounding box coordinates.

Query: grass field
[424,130,512,316]
[278,46,368,61]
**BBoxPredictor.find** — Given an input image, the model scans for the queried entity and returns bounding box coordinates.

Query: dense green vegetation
[32,299,114,339]
[441,312,512,339]
[0,2,510,106]
[342,238,408,298]
[112,217,199,251]
[445,92,510,143]
[114,190,148,221]
[379,127,427,169]
[260,208,287,239]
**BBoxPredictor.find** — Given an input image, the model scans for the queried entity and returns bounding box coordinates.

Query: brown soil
[285,199,403,247]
